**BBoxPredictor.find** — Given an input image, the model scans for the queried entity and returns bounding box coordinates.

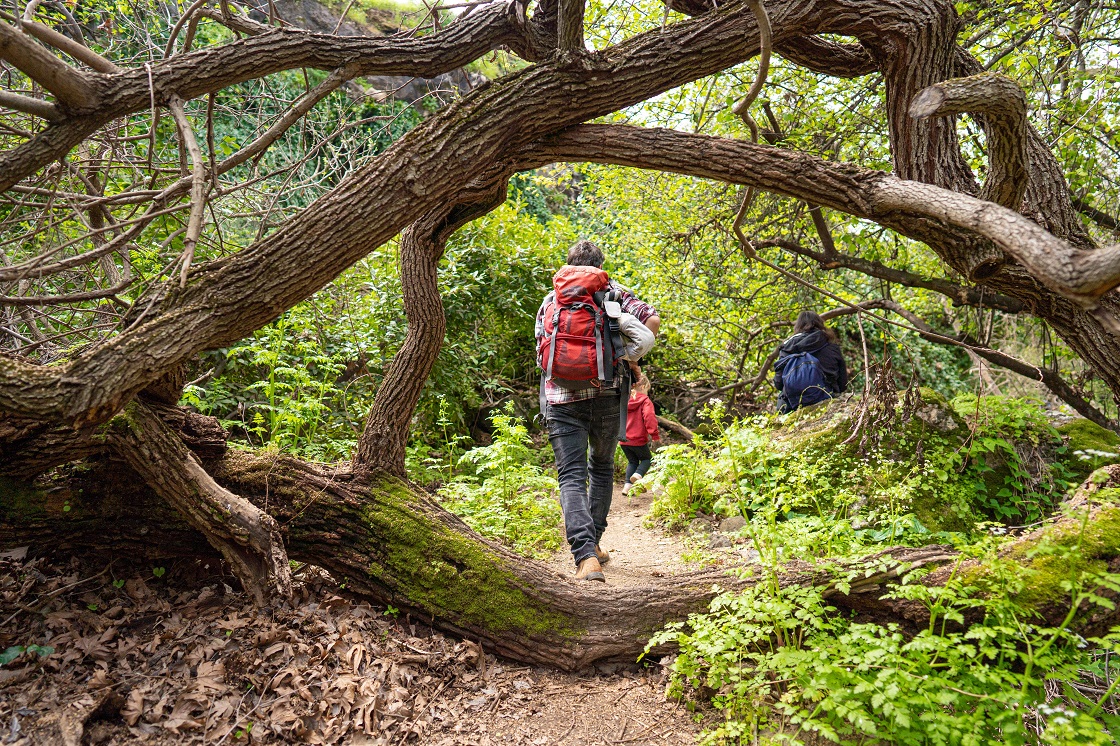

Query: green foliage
[952,395,1079,524]
[647,395,1083,541]
[0,644,53,666]
[651,500,1120,745]
[438,405,563,558]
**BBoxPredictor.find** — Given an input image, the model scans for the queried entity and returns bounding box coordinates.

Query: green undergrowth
[436,404,563,559]
[645,392,1102,540]
[652,523,1120,744]
[642,394,1120,744]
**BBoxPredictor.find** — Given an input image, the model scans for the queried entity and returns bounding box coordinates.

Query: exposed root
[106,401,292,605]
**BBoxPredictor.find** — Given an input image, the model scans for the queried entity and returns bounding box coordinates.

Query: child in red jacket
[621,375,660,495]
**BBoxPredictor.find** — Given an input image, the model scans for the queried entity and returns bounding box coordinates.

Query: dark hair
[794,310,837,341]
[567,239,604,268]
[793,310,825,334]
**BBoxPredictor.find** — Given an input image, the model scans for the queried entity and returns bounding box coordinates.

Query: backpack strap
[539,308,561,424]
[593,309,606,384]
[617,364,631,441]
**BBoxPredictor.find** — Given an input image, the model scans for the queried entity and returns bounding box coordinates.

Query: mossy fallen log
[3,452,1118,668]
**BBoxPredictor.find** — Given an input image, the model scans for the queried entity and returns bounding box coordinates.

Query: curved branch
[351,218,447,476]
[105,401,292,605]
[910,73,1029,211]
[773,34,876,78]
[872,180,1120,315]
[767,237,1026,314]
[0,21,98,110]
[521,126,1120,317]
[354,168,517,474]
[18,18,120,73]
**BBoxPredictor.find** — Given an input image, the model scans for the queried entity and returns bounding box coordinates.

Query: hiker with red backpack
[536,240,660,582]
[773,310,848,413]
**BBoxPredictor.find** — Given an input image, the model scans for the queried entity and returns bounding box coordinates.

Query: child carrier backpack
[537,265,630,437]
[777,350,830,411]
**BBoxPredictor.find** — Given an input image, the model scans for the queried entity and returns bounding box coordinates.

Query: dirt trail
[545,484,694,585]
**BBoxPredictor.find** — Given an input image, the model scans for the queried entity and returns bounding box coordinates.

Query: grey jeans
[547,394,621,566]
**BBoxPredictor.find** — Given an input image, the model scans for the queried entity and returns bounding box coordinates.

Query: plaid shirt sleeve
[612,281,658,324]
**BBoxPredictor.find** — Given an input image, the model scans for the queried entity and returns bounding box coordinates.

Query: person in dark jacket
[772,311,848,413]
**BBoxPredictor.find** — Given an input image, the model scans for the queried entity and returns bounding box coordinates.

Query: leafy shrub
[952,394,1079,524]
[646,394,1083,538]
[651,500,1120,745]
[438,405,563,558]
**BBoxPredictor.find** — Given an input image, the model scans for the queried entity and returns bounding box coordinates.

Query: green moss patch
[363,478,577,638]
[1008,504,1120,609]
[1058,419,1120,480]
[0,478,47,521]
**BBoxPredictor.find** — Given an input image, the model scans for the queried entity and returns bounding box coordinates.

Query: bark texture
[352,176,513,474]
[106,402,292,605]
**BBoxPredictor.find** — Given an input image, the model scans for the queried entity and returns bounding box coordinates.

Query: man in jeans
[535,240,660,582]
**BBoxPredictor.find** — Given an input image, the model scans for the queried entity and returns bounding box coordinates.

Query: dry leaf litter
[0,553,701,745]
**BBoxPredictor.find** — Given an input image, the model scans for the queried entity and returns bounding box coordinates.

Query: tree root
[105,401,292,605]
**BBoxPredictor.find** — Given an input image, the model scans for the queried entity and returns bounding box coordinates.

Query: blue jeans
[547,395,621,566]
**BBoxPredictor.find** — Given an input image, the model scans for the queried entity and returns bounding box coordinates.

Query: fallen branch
[656,415,695,440]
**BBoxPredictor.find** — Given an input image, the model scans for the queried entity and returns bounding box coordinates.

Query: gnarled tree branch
[105,400,292,605]
[910,73,1029,212]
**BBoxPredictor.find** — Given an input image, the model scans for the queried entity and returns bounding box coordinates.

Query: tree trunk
[353,178,513,474]
[4,447,1118,669]
[352,219,447,476]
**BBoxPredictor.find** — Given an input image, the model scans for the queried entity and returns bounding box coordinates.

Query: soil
[0,481,708,745]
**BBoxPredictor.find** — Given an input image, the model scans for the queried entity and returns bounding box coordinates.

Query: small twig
[20,19,120,72]
[332,0,358,33]
[0,564,112,628]
[164,0,209,58]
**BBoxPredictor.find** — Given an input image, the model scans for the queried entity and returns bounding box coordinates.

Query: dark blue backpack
[778,351,830,411]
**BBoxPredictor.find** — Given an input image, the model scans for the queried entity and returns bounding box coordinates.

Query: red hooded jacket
[621,392,660,447]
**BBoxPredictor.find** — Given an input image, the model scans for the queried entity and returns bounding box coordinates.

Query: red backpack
[537,265,632,438]
[537,265,620,390]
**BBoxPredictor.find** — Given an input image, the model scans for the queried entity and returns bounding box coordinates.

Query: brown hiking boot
[595,545,611,565]
[575,556,605,582]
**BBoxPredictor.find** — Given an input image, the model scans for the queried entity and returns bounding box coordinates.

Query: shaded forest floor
[0,485,708,745]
